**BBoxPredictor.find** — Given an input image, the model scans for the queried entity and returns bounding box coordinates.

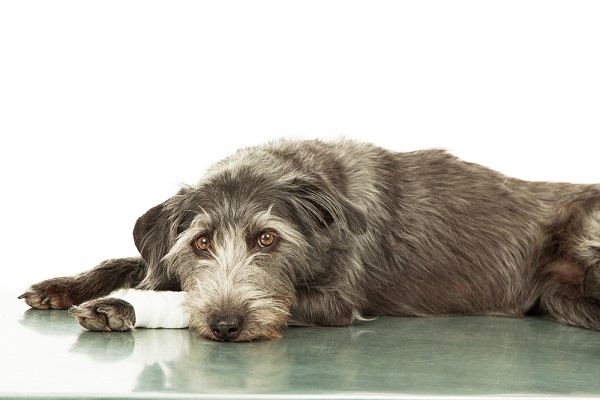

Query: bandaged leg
[110,289,190,329]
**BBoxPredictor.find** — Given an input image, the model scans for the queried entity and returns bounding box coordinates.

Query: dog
[19,138,600,341]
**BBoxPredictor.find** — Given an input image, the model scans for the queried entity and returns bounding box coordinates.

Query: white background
[1,1,599,292]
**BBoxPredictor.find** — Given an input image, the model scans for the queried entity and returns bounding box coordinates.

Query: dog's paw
[69,298,136,332]
[18,277,80,310]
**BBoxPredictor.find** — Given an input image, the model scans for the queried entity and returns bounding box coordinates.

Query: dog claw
[17,293,30,299]
[41,296,51,305]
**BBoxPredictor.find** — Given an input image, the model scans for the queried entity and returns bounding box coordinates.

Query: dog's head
[132,148,366,341]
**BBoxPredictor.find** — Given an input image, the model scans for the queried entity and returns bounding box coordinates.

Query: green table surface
[2,290,600,400]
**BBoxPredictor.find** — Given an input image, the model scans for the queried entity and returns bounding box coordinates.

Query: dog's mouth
[184,299,292,342]
[181,266,295,342]
[196,310,287,342]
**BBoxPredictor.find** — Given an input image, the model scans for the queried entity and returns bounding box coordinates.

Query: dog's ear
[133,194,187,290]
[288,177,367,234]
[133,201,173,265]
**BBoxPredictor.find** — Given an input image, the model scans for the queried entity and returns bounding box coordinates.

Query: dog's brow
[190,208,211,226]
[251,205,275,227]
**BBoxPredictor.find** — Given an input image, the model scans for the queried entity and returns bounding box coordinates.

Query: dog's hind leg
[583,264,600,300]
[539,202,600,330]
[539,286,600,330]
[572,207,600,302]
[577,211,600,302]
[19,257,148,310]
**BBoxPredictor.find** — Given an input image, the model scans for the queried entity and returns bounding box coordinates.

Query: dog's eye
[258,231,276,248]
[194,235,211,251]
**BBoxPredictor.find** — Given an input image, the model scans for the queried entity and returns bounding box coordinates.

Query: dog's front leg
[70,290,190,331]
[290,288,358,327]
[19,257,147,309]
[69,297,136,331]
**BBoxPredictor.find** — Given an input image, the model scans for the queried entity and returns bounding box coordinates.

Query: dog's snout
[209,312,244,341]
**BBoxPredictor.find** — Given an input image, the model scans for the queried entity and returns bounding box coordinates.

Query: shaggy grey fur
[20,139,600,341]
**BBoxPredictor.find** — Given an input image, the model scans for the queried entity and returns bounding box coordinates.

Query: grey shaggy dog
[20,139,600,341]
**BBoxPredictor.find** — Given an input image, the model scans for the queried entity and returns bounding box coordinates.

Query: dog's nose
[209,312,244,341]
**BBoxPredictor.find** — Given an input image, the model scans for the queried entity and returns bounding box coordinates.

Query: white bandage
[109,289,190,329]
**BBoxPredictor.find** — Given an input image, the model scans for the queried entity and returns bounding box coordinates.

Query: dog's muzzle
[208,312,245,341]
